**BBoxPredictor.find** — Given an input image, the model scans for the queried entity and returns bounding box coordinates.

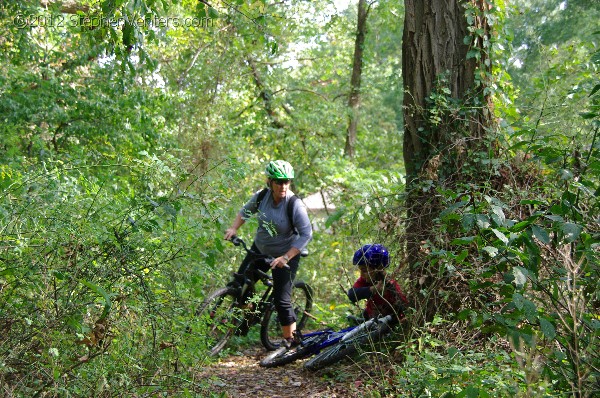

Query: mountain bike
[195,236,313,356]
[259,314,394,370]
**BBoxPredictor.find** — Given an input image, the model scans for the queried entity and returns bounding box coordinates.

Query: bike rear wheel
[195,287,243,356]
[304,318,392,371]
[259,333,328,368]
[260,280,313,351]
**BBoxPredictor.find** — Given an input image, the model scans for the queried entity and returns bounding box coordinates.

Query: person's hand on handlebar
[224,228,237,241]
[270,247,299,269]
[270,255,289,269]
[224,214,245,241]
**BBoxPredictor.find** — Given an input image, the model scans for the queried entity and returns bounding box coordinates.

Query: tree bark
[403,1,479,176]
[402,0,494,320]
[344,0,370,158]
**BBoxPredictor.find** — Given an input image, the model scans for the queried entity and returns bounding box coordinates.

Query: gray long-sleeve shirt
[240,188,312,257]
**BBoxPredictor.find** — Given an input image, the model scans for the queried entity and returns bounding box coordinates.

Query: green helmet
[265,160,295,179]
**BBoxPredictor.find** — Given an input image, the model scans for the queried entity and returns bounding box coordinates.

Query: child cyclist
[347,244,408,322]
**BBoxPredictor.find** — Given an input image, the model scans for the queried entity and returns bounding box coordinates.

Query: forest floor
[196,345,362,397]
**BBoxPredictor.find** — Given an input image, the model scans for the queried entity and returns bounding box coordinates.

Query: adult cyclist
[224,160,313,348]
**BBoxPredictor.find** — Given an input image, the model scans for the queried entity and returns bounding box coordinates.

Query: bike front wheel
[259,333,328,368]
[304,318,392,371]
[260,280,313,351]
[195,286,243,356]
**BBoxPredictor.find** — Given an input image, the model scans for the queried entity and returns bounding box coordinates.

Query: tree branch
[40,0,90,14]
[247,58,286,129]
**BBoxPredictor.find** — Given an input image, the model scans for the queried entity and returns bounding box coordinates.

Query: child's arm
[347,286,372,303]
[347,279,386,303]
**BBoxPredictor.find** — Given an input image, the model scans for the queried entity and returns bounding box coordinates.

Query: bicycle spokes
[196,289,246,355]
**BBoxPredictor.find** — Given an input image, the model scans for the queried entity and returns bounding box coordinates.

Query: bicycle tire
[195,286,243,356]
[260,280,313,351]
[304,318,392,371]
[259,333,329,368]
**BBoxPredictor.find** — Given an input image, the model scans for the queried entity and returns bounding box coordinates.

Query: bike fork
[339,319,375,342]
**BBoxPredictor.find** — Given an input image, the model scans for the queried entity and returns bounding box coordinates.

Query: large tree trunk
[344,0,370,158]
[402,0,494,320]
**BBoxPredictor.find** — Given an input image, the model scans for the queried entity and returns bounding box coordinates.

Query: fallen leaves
[195,346,357,397]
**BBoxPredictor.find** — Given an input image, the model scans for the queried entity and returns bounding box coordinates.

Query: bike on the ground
[195,236,313,356]
[259,313,395,370]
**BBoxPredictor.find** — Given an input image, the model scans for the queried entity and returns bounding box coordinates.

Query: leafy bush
[423,96,599,396]
[0,152,237,396]
[385,317,555,397]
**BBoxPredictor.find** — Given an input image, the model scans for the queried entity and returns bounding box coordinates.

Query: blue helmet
[353,244,390,268]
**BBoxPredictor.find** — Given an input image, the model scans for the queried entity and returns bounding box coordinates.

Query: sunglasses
[272,179,291,185]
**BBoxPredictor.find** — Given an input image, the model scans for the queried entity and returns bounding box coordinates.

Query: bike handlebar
[230,236,245,248]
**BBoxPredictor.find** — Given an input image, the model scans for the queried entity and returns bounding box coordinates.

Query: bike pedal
[281,337,300,349]
[291,330,303,344]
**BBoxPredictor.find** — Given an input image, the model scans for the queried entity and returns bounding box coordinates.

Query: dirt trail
[197,346,359,397]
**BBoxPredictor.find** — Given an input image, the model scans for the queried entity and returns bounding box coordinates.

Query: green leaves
[530,225,550,245]
[431,94,597,392]
[80,279,113,319]
[560,222,583,243]
[482,246,498,257]
[539,318,556,340]
[491,228,509,244]
[512,267,528,289]
[196,2,219,19]
[0,144,236,389]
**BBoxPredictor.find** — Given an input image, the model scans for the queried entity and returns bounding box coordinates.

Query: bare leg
[282,322,296,339]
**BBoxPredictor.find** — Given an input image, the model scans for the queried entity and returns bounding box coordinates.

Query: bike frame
[230,235,295,313]
[238,265,274,301]
[297,315,393,354]
[229,238,278,327]
[259,313,395,368]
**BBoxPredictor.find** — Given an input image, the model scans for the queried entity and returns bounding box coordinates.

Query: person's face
[358,265,385,284]
[269,178,291,200]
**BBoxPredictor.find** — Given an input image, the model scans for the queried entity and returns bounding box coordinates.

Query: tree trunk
[344,0,370,158]
[402,0,494,320]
